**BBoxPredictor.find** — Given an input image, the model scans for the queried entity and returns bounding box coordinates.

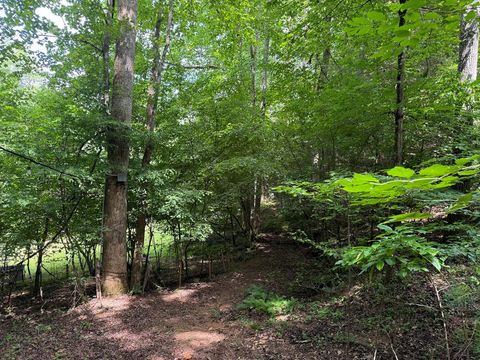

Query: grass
[307,302,344,321]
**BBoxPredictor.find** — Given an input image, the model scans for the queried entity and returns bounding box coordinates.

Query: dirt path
[1,236,449,359]
[1,238,310,360]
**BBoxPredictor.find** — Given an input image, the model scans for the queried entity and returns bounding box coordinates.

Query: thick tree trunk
[131,0,174,291]
[394,0,407,165]
[459,2,479,128]
[102,0,138,296]
[459,3,480,82]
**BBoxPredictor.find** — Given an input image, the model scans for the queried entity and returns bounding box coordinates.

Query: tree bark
[102,0,138,296]
[459,2,480,82]
[459,2,479,128]
[249,36,258,108]
[260,37,270,118]
[394,0,407,165]
[131,0,174,291]
[102,0,114,110]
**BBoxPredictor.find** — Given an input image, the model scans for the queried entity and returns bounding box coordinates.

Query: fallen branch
[430,275,451,360]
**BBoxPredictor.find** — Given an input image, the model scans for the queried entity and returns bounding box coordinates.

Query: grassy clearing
[5,231,175,287]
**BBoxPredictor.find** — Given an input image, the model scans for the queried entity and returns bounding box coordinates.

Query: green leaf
[383,212,432,224]
[386,166,415,178]
[385,258,396,266]
[352,173,379,184]
[403,0,426,10]
[458,170,477,176]
[419,164,457,177]
[378,224,394,233]
[424,12,441,21]
[466,11,477,21]
[447,192,474,213]
[367,11,386,21]
[431,257,442,271]
[395,29,410,38]
[376,261,385,271]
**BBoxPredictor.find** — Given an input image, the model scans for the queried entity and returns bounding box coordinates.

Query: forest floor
[0,234,476,359]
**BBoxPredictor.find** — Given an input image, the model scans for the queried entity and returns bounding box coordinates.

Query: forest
[1,0,480,359]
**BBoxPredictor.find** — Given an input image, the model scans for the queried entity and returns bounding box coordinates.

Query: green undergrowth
[237,285,297,317]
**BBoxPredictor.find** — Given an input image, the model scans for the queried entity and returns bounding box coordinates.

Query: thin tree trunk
[315,47,331,93]
[102,0,114,110]
[95,259,102,302]
[26,247,32,281]
[142,222,154,281]
[34,218,49,297]
[394,0,407,165]
[260,37,270,117]
[131,0,174,290]
[102,0,138,296]
[247,34,259,239]
[249,36,258,108]
[253,178,262,234]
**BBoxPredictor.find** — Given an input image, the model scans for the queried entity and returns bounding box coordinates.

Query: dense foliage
[0,0,479,295]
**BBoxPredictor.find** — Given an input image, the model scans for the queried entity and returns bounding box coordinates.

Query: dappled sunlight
[77,295,133,319]
[175,330,225,350]
[160,283,211,303]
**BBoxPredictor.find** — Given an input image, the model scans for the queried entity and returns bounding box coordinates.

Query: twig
[384,330,400,360]
[373,348,377,360]
[390,343,399,360]
[430,275,451,360]
[405,302,436,311]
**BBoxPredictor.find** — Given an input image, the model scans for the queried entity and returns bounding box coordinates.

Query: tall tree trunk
[131,0,174,291]
[459,2,480,82]
[253,36,270,234]
[394,0,407,165]
[244,34,258,241]
[102,0,138,296]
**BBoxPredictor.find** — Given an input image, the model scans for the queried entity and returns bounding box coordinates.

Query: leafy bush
[275,154,480,278]
[337,224,443,277]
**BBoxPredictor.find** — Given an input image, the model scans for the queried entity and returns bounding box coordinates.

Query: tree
[102,0,138,296]
[131,0,174,291]
[394,0,407,165]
